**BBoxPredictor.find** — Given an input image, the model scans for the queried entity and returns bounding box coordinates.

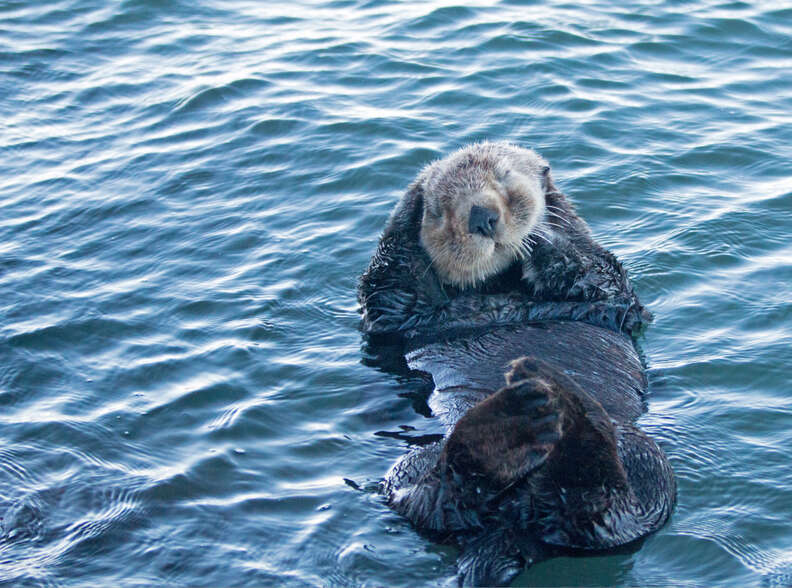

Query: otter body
[358,142,675,586]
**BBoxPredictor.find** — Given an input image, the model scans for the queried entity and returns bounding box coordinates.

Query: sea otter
[358,142,675,586]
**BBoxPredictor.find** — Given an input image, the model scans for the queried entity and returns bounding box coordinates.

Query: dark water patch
[7,317,148,355]
[276,42,380,70]
[171,81,267,118]
[724,77,792,101]
[313,119,418,144]
[694,17,779,43]
[644,71,700,85]
[249,117,307,139]
[713,1,752,11]
[142,451,240,503]
[0,47,73,71]
[540,28,602,47]
[576,76,633,90]
[404,5,479,32]
[258,15,303,26]
[744,42,792,61]
[558,96,599,113]
[477,33,544,53]
[587,27,647,42]
[670,144,777,176]
[764,7,792,21]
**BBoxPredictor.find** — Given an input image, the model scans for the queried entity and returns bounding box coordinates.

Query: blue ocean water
[1,0,791,585]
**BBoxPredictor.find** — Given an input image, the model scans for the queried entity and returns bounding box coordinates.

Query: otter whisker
[543,221,571,232]
[545,204,572,216]
[530,231,552,246]
[420,258,436,280]
[545,211,573,228]
[547,215,572,229]
[544,204,569,214]
[517,239,534,259]
[513,243,529,260]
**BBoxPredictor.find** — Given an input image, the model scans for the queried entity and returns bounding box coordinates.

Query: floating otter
[358,142,675,586]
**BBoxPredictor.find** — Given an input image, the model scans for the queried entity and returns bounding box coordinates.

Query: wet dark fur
[358,177,651,348]
[358,150,675,586]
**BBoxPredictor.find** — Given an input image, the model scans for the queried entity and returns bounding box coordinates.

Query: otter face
[418,142,549,288]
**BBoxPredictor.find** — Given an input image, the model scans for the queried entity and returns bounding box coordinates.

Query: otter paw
[505,356,568,388]
[441,372,568,489]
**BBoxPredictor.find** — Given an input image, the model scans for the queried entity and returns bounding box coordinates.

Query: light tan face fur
[418,142,549,287]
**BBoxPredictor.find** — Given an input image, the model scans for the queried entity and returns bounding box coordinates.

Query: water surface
[1,0,791,585]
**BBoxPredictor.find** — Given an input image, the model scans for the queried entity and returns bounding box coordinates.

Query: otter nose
[468,205,499,238]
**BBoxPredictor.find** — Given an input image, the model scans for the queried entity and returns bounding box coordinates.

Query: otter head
[417,142,551,288]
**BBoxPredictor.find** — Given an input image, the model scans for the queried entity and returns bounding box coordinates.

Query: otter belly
[406,321,646,428]
[384,325,676,587]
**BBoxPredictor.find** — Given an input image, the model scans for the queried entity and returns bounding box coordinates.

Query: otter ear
[540,165,552,193]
